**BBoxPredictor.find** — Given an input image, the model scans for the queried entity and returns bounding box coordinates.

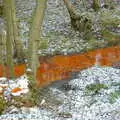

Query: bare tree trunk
[0,32,3,65]
[3,0,14,78]
[3,0,24,64]
[10,0,24,62]
[28,0,47,81]
[0,30,6,77]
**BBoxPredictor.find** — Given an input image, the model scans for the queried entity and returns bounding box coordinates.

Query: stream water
[0,46,120,87]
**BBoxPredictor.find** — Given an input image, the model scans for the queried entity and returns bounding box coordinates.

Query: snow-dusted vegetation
[0,0,120,119]
[0,66,120,119]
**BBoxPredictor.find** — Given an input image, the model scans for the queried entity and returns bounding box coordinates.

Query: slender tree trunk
[0,31,4,65]
[3,0,24,63]
[0,30,6,77]
[10,0,24,61]
[3,0,14,78]
[28,0,47,81]
[0,33,3,65]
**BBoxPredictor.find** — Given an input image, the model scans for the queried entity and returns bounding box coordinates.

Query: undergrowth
[109,90,120,104]
[0,97,6,115]
[85,83,108,95]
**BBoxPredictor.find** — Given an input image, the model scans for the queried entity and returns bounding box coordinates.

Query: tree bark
[3,0,14,78]
[63,0,81,31]
[10,0,24,61]
[63,0,92,35]
[63,0,79,20]
[28,0,47,81]
[0,32,3,65]
[3,0,24,63]
[0,30,6,77]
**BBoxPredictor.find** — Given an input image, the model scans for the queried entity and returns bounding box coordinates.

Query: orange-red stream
[0,46,120,87]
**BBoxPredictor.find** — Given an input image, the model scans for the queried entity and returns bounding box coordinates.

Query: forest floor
[0,0,120,119]
[15,0,120,55]
[0,66,120,120]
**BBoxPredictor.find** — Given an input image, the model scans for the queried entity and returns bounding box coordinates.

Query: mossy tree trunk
[0,32,3,65]
[28,0,47,82]
[92,0,100,11]
[63,0,77,19]
[3,0,24,64]
[63,0,92,39]
[10,0,24,62]
[3,0,14,78]
[63,0,80,30]
[0,30,6,77]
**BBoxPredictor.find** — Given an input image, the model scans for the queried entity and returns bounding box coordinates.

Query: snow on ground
[0,74,29,97]
[0,66,120,120]
[58,66,120,120]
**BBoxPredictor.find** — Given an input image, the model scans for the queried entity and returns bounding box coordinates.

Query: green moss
[85,83,108,95]
[92,0,100,11]
[39,39,48,50]
[86,38,99,50]
[101,29,120,46]
[109,90,120,104]
[0,97,6,115]
[100,10,120,27]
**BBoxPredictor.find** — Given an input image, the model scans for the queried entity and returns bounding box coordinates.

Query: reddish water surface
[0,46,120,87]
